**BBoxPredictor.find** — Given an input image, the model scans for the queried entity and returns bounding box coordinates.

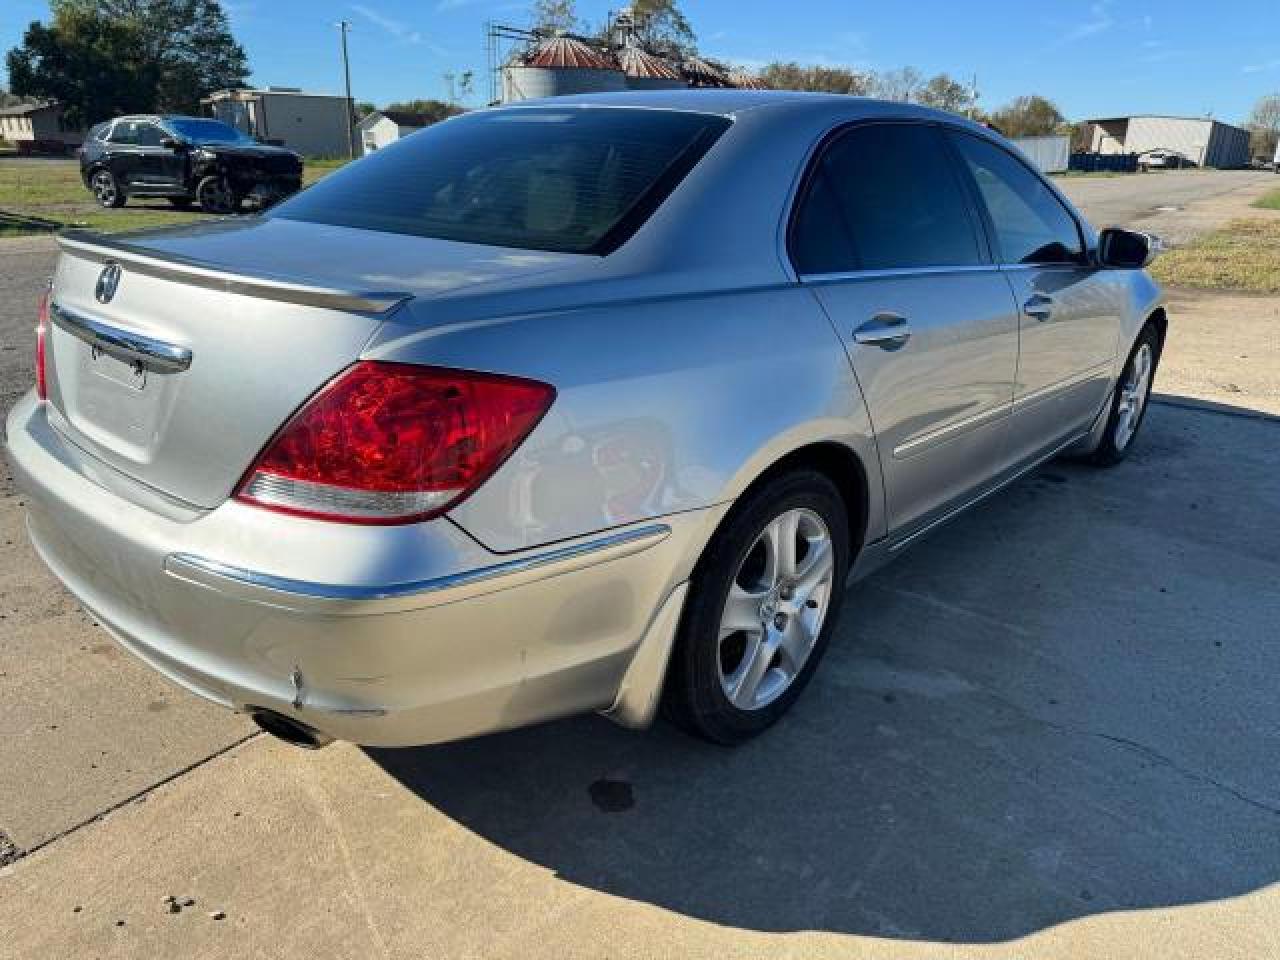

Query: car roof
[498,89,943,120]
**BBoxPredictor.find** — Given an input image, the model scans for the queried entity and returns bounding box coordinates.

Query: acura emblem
[95,262,122,304]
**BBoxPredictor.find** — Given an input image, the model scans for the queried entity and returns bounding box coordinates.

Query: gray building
[202,87,354,157]
[1089,115,1250,169]
[0,100,84,151]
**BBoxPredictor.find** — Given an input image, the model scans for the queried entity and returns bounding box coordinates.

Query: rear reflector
[235,361,555,524]
[35,285,49,401]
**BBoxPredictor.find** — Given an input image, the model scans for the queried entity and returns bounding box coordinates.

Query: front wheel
[196,175,241,214]
[1088,323,1161,466]
[90,168,125,208]
[663,470,851,745]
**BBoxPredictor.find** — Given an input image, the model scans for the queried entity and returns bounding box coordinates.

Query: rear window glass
[270,107,731,255]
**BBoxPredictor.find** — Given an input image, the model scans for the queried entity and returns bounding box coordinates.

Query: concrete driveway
[1,173,1278,959]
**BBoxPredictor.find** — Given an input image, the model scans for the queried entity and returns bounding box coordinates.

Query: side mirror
[160,136,184,150]
[1098,227,1159,269]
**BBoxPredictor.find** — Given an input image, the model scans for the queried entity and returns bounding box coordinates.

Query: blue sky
[3,0,1278,122]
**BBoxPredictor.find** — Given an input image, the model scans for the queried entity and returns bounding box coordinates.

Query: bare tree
[871,66,922,103]
[1247,93,1280,161]
[531,0,578,34]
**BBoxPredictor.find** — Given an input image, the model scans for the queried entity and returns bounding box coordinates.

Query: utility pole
[968,73,980,120]
[337,19,356,160]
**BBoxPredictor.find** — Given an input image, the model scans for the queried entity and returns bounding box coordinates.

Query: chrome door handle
[854,313,911,349]
[1024,294,1054,321]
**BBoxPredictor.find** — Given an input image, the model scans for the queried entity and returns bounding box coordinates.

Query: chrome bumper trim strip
[164,523,672,606]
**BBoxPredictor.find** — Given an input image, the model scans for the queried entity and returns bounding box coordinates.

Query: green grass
[0,156,346,237]
[1150,219,1280,294]
[1252,187,1280,211]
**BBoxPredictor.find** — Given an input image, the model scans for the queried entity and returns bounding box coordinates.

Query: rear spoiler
[57,230,411,314]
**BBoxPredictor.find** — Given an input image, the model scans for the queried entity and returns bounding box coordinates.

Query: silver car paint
[6,91,1164,746]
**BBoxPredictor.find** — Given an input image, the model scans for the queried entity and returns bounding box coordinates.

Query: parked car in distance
[10,92,1165,751]
[1137,148,1192,171]
[79,115,303,213]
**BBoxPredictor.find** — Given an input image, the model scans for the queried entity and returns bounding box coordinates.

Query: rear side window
[792,123,984,274]
[272,108,731,255]
[950,131,1085,265]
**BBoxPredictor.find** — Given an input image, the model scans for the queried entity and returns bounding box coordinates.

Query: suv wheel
[663,469,852,745]
[90,169,125,208]
[196,175,241,215]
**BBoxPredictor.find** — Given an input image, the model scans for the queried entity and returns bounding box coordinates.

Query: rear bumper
[6,391,713,746]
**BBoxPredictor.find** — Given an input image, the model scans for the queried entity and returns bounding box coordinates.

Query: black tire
[663,469,852,745]
[1087,322,1161,466]
[196,175,241,214]
[89,168,125,208]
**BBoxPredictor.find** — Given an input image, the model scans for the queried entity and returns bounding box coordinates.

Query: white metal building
[358,110,429,155]
[1088,115,1250,169]
[202,87,354,157]
[1010,135,1070,174]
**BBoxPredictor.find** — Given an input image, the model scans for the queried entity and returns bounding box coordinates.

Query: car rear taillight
[35,285,50,401]
[235,361,555,524]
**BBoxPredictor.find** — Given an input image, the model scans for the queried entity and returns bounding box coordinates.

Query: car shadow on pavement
[368,402,1280,943]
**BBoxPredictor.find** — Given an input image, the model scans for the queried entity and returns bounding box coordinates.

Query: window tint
[792,123,984,274]
[951,132,1084,265]
[272,108,731,255]
[107,121,138,145]
[134,123,164,147]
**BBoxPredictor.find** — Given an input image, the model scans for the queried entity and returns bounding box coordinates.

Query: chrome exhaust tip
[250,709,333,750]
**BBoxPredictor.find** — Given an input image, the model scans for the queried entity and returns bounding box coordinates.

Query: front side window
[133,122,164,148]
[792,122,985,274]
[950,131,1085,265]
[271,107,731,255]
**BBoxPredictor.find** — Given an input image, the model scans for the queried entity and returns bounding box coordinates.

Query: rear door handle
[1024,294,1054,321]
[854,313,911,349]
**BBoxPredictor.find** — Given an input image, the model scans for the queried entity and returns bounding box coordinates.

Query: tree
[531,0,579,34]
[871,66,922,103]
[1246,93,1280,161]
[6,0,248,127]
[759,62,870,95]
[914,73,970,114]
[382,99,465,124]
[629,0,696,59]
[989,95,1065,138]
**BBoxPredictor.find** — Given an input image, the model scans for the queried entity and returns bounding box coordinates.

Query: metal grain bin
[502,35,626,102]
[618,45,687,91]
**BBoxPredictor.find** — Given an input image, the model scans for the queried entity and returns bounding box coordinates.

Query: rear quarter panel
[364,285,883,554]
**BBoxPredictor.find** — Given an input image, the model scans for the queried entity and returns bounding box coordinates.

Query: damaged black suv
[80,115,304,214]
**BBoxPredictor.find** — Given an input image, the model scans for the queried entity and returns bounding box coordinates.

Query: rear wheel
[664,470,851,745]
[1088,322,1160,466]
[90,168,125,208]
[196,175,240,214]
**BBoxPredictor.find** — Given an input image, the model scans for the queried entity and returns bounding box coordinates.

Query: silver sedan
[6,91,1164,748]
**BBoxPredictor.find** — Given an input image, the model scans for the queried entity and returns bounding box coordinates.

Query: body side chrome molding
[165,523,672,610]
[888,428,1089,554]
[1012,360,1114,411]
[799,264,1001,284]
[58,231,411,314]
[50,302,193,373]
[892,403,1010,460]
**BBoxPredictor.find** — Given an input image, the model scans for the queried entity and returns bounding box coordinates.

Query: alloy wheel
[717,508,836,711]
[199,178,235,214]
[92,171,116,206]
[1114,342,1153,450]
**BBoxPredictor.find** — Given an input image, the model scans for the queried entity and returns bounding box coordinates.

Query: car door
[130,121,185,190]
[947,130,1124,466]
[103,120,142,185]
[792,121,1020,539]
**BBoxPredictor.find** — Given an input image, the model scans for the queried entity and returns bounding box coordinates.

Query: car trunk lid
[43,221,585,509]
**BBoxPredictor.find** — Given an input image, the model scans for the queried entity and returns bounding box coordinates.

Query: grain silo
[680,56,731,89]
[617,45,687,90]
[502,35,626,102]
[727,68,766,90]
